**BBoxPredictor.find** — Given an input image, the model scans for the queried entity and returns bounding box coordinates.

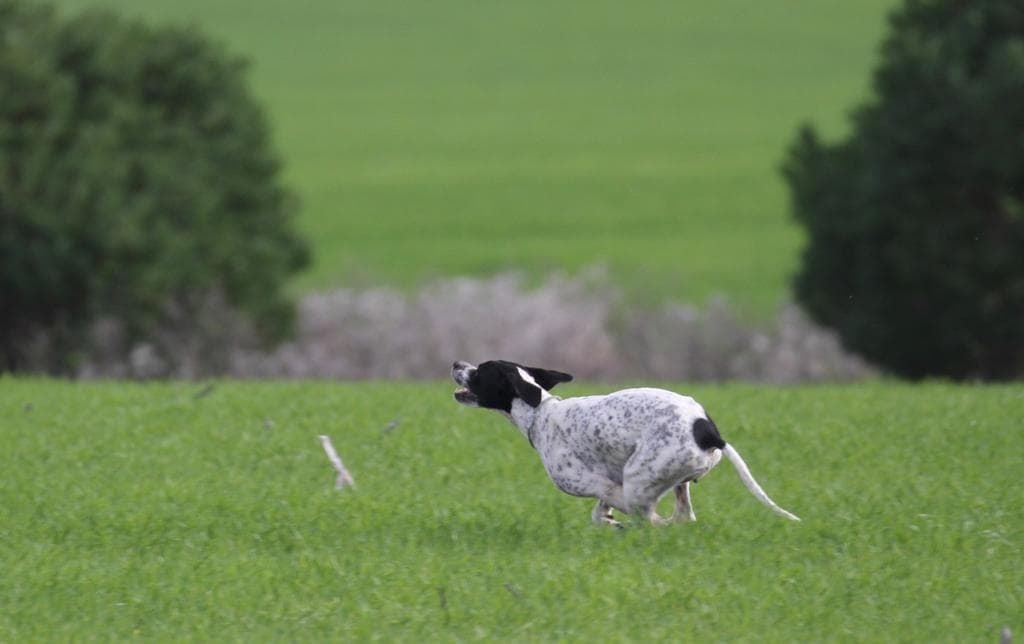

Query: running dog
[451,359,800,526]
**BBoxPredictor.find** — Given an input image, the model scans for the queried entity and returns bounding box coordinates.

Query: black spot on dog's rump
[693,417,726,451]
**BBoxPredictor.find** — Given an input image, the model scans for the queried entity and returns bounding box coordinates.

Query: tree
[0,1,309,374]
[783,0,1024,380]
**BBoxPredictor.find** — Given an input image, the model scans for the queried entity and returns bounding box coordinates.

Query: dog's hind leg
[622,480,672,526]
[671,481,697,523]
[621,449,677,525]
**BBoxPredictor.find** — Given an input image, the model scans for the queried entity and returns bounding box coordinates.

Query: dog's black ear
[524,366,573,391]
[497,362,544,408]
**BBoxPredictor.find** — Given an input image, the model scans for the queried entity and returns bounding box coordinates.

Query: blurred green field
[1,378,1021,640]
[57,0,894,312]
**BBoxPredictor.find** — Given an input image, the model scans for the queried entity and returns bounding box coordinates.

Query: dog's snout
[451,360,474,385]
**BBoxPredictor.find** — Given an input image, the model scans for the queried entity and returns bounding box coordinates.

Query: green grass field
[2,379,1020,640]
[57,0,895,312]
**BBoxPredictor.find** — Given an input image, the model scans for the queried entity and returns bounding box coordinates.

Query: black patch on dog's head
[693,416,726,451]
[459,360,573,412]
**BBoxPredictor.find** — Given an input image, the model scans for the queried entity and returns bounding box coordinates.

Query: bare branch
[318,435,355,490]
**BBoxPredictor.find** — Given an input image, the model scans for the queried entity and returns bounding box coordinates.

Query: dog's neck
[510,393,557,448]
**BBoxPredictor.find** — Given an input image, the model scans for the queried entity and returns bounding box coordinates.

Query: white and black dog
[451,359,800,526]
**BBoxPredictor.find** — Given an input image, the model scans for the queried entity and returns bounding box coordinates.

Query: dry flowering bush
[77,271,874,382]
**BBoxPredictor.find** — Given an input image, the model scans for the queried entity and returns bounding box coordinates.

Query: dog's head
[451,360,573,412]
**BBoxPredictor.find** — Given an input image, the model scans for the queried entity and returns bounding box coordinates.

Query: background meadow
[59,0,894,312]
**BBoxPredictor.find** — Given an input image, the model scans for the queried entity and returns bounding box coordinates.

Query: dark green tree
[783,0,1024,380]
[0,1,309,373]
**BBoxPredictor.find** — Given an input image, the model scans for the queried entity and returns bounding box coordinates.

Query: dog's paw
[593,516,624,529]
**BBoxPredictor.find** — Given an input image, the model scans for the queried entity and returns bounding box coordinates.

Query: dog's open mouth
[453,388,477,405]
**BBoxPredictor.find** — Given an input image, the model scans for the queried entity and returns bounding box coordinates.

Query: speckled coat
[509,388,723,524]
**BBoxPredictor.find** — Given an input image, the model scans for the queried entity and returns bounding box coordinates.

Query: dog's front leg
[547,466,627,528]
[592,482,628,528]
[591,500,622,528]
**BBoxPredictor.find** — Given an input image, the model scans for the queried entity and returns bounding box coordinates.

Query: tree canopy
[0,0,309,373]
[783,0,1024,379]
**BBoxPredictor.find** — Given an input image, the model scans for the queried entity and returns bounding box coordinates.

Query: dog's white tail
[722,444,801,521]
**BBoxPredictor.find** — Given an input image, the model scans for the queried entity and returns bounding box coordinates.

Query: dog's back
[535,388,713,474]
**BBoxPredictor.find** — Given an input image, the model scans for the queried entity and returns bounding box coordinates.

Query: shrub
[229,271,620,381]
[782,0,1024,379]
[78,272,873,382]
[0,0,308,373]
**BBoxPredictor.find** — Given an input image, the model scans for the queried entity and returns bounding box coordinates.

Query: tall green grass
[2,379,1020,640]
[57,0,895,312]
